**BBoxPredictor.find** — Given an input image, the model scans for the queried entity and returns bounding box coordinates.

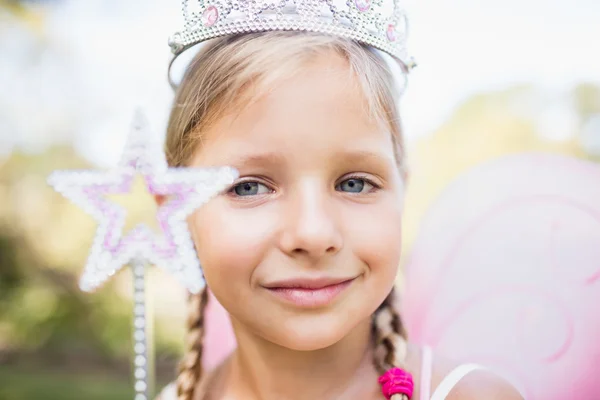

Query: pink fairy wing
[202,290,236,369]
[403,153,600,399]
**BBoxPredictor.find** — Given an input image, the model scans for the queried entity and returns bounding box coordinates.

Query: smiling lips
[263,277,356,308]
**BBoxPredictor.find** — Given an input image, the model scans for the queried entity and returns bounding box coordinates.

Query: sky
[402,0,600,136]
[0,0,599,166]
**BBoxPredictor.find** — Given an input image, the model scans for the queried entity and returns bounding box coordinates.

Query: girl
[158,32,523,400]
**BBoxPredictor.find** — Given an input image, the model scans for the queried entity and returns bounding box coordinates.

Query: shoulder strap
[430,363,485,400]
[420,346,433,400]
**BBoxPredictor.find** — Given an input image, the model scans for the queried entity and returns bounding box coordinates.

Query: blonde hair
[166,31,410,400]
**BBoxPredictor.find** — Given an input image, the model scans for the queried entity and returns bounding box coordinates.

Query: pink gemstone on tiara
[386,24,397,42]
[202,6,219,27]
[354,0,371,12]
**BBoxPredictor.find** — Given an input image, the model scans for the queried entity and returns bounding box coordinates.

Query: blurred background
[0,0,598,399]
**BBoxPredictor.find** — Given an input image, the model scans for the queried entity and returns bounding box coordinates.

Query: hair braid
[176,287,209,400]
[372,288,410,400]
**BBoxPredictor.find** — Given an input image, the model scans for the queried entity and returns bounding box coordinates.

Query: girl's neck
[222,317,380,400]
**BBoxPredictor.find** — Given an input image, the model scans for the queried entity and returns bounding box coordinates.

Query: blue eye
[336,177,375,193]
[232,181,271,196]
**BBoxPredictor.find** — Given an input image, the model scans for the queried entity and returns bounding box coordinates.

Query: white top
[158,383,177,400]
[158,357,224,400]
[422,346,485,400]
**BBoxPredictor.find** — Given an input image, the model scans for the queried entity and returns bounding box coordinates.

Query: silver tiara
[168,0,416,86]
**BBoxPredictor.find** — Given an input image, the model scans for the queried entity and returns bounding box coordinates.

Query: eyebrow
[229,152,285,168]
[229,149,392,169]
[332,149,391,165]
[233,150,390,166]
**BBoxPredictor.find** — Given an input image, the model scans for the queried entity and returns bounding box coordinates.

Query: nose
[279,181,343,261]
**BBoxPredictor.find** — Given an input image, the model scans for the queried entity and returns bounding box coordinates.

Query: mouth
[262,277,357,308]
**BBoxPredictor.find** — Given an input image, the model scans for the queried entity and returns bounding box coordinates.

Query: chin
[257,309,367,351]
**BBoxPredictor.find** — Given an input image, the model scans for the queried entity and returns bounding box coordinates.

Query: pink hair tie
[378,367,414,400]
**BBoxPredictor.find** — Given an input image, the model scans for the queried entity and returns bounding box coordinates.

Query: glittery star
[48,110,238,293]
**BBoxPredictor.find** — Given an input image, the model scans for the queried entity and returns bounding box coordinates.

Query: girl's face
[188,54,404,351]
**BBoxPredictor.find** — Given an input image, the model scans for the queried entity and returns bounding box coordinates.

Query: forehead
[192,54,396,166]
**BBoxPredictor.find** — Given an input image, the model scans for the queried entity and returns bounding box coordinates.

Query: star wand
[48,110,237,399]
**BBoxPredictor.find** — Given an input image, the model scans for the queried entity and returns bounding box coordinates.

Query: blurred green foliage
[0,365,132,400]
[0,147,179,398]
[0,148,133,357]
[574,83,600,121]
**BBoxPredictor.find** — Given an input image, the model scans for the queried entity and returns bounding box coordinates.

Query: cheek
[188,200,277,292]
[348,196,403,278]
